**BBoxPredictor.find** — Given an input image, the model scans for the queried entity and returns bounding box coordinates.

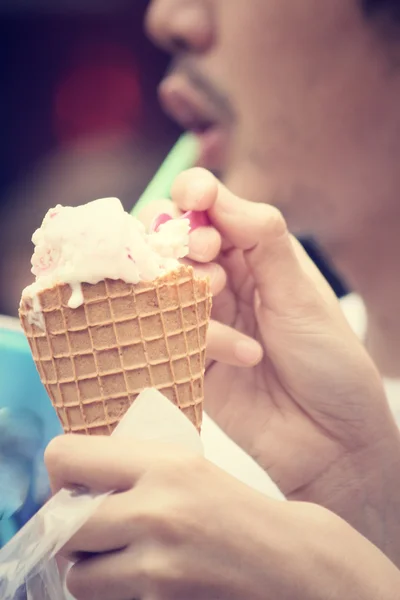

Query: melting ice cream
[23,197,190,316]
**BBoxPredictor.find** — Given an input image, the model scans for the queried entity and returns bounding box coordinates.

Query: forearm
[289,434,400,568]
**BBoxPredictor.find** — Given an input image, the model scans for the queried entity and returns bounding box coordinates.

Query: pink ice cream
[23,197,190,311]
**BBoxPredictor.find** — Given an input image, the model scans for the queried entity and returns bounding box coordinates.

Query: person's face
[145,0,400,241]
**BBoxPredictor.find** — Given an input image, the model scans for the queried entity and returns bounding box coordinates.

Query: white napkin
[0,389,203,599]
[0,388,281,600]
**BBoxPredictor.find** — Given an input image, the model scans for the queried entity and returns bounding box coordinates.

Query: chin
[222,162,326,239]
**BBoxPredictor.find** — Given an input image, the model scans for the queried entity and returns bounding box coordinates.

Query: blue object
[0,321,63,547]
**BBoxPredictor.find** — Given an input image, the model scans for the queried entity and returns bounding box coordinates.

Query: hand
[46,436,400,600]
[140,168,400,562]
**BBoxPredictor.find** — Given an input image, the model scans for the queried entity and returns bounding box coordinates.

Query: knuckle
[135,550,180,593]
[127,493,177,540]
[139,505,177,541]
[127,499,160,529]
[159,453,205,484]
[132,457,206,539]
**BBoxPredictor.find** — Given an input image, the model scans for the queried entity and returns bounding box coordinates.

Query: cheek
[213,2,398,236]
[223,126,361,239]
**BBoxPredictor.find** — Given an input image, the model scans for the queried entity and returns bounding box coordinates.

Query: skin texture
[145,0,400,238]
[43,4,400,594]
[46,436,400,600]
[140,168,400,566]
[46,168,400,597]
[145,0,400,376]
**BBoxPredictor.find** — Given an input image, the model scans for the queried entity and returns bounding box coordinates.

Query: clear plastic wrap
[0,389,204,599]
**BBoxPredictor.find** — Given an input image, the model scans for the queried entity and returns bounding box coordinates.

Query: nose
[145,0,213,54]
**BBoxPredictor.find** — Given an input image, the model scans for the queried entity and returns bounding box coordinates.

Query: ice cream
[19,198,212,435]
[24,197,190,313]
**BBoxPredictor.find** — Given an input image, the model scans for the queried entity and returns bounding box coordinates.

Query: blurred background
[0,0,347,550]
[0,0,346,318]
[0,0,182,316]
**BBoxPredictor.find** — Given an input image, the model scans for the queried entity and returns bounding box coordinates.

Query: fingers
[172,168,285,253]
[171,168,287,255]
[188,225,222,263]
[45,437,152,494]
[182,260,226,295]
[66,549,139,600]
[207,320,263,367]
[136,191,222,263]
[171,167,219,212]
[172,168,333,316]
[62,493,134,555]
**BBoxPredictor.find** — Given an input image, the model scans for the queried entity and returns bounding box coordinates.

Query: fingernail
[234,339,263,366]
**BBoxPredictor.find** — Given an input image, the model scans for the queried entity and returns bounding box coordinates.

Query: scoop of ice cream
[23,197,190,311]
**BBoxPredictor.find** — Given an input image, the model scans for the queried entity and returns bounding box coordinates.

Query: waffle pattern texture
[19,266,212,434]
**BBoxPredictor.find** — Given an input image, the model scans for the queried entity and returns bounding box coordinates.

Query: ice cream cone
[19,265,211,435]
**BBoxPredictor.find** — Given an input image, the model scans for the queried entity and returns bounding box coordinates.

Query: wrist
[288,431,400,567]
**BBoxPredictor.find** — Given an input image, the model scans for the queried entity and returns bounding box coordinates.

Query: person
[46,169,400,599]
[143,0,400,420]
[45,0,400,595]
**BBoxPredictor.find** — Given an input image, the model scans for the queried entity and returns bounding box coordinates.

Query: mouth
[158,72,231,172]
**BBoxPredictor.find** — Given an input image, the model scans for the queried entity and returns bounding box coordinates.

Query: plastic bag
[0,389,204,599]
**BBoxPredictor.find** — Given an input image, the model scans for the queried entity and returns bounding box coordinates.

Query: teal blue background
[0,325,62,547]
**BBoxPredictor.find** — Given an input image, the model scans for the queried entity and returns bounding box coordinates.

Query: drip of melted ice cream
[22,198,190,324]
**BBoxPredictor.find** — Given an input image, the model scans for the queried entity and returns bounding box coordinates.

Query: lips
[159,73,230,171]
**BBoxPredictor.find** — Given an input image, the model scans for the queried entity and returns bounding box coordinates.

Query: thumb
[219,199,343,319]
[172,168,333,316]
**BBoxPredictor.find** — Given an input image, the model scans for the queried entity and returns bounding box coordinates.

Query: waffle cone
[19,265,211,435]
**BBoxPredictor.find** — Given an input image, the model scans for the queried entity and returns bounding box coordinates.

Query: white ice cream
[23,198,190,314]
